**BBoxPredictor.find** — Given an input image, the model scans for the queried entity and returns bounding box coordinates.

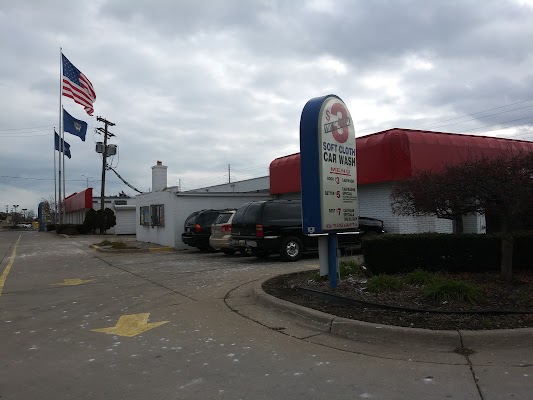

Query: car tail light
[221,224,231,233]
[195,223,201,233]
[255,224,264,237]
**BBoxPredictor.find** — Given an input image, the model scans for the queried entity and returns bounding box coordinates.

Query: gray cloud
[1,0,533,212]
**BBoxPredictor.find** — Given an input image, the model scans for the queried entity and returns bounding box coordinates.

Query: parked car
[16,223,32,229]
[230,199,385,261]
[209,210,238,255]
[182,209,234,251]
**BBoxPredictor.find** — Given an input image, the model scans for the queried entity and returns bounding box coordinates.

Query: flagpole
[61,110,66,224]
[53,127,57,225]
[58,47,62,224]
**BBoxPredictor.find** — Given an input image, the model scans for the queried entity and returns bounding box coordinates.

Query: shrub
[404,269,438,285]
[310,271,328,282]
[97,240,113,246]
[367,275,403,293]
[339,260,365,277]
[47,224,56,231]
[424,279,483,303]
[362,232,533,275]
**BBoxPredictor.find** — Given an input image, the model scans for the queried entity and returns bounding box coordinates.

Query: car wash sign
[300,94,358,234]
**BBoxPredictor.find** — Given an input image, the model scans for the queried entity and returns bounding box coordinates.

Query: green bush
[97,240,113,246]
[424,279,483,303]
[47,224,56,231]
[362,232,533,275]
[367,275,403,293]
[404,269,438,285]
[339,260,365,277]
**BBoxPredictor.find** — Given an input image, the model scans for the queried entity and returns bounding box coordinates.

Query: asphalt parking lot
[0,231,531,399]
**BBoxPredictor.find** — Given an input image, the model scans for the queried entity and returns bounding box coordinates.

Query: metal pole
[61,106,66,224]
[328,233,338,288]
[58,47,62,224]
[53,127,57,223]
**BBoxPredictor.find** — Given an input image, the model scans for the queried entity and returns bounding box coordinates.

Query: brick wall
[358,182,453,234]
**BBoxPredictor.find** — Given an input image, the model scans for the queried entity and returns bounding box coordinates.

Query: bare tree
[39,195,59,224]
[391,151,533,281]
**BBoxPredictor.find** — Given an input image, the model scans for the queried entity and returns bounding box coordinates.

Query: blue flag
[54,131,72,159]
[63,108,87,142]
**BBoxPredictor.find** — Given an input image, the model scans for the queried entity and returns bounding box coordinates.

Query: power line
[415,98,533,129]
[0,124,54,132]
[458,114,533,134]
[427,103,533,131]
[0,133,51,138]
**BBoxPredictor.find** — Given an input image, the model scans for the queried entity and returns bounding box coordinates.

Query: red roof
[270,128,533,195]
[64,188,93,212]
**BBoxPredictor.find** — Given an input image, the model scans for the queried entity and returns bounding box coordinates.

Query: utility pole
[96,117,115,233]
[228,164,231,183]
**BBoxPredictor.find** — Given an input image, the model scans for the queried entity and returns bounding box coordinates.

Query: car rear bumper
[181,233,209,248]
[209,235,232,250]
[230,236,280,251]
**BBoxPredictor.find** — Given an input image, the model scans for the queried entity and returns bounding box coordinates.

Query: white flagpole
[61,109,66,224]
[58,47,62,224]
[53,127,57,224]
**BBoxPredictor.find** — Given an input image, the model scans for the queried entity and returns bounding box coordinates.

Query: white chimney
[151,161,167,192]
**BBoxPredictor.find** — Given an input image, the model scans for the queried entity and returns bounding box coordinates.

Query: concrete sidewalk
[226,276,533,366]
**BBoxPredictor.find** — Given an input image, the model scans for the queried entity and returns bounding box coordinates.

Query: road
[0,231,531,399]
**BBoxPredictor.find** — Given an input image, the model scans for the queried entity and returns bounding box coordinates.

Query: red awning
[64,188,93,212]
[270,128,533,195]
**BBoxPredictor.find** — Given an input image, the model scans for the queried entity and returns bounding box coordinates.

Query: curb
[89,244,174,253]
[252,277,533,347]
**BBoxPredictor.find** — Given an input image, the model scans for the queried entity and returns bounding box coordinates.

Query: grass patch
[339,260,366,277]
[367,275,403,293]
[110,241,139,250]
[424,279,483,303]
[310,271,329,282]
[96,240,139,250]
[404,269,437,285]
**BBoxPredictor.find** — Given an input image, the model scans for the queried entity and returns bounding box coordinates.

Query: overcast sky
[1,0,533,215]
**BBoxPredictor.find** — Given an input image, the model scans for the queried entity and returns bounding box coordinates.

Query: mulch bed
[262,270,533,330]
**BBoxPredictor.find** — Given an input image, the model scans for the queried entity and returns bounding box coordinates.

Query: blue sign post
[300,95,358,288]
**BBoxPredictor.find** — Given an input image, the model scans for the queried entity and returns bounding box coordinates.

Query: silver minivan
[209,210,237,255]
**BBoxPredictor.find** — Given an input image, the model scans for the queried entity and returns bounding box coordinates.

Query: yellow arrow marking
[91,313,169,337]
[0,235,21,296]
[53,278,96,286]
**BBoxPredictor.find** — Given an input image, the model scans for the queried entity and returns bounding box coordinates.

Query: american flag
[62,54,96,116]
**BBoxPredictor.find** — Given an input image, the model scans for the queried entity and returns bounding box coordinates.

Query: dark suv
[230,200,385,261]
[182,209,233,251]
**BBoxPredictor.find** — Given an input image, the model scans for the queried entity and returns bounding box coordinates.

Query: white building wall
[358,182,453,234]
[462,214,487,234]
[278,182,457,234]
[136,191,178,247]
[136,191,272,249]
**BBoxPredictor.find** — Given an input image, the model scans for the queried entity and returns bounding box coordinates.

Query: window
[140,206,150,226]
[263,202,301,222]
[214,212,233,224]
[243,202,263,224]
[151,204,164,227]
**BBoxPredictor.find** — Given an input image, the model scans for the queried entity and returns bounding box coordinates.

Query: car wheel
[222,248,236,255]
[280,236,303,262]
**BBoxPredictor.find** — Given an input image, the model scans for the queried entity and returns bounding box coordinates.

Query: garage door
[114,206,136,234]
